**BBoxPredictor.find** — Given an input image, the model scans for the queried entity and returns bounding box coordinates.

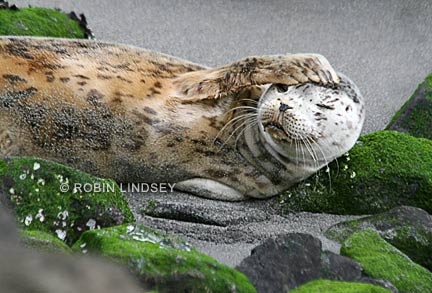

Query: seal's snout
[278,102,292,113]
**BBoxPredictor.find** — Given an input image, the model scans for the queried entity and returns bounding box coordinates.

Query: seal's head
[257,73,365,167]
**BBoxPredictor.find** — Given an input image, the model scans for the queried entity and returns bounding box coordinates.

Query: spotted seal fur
[0,37,364,200]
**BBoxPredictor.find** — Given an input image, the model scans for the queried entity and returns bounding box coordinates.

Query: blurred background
[12,0,432,133]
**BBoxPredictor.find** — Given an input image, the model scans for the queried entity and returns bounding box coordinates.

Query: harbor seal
[0,37,364,200]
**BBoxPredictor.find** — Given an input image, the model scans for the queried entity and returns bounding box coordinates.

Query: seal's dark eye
[275,84,289,93]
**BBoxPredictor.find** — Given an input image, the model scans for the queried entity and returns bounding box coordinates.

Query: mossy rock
[72,224,256,293]
[325,206,432,271]
[21,229,72,253]
[387,73,432,140]
[0,7,86,38]
[290,279,392,293]
[280,131,432,215]
[341,229,432,293]
[0,157,134,245]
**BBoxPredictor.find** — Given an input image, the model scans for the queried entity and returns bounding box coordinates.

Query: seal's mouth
[262,121,290,141]
[263,121,284,132]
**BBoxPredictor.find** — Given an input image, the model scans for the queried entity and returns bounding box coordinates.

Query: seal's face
[257,74,365,166]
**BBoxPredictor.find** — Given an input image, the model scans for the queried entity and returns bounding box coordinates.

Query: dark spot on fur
[97,66,110,71]
[143,106,157,115]
[43,63,64,70]
[59,77,70,83]
[345,105,352,112]
[74,74,90,80]
[195,148,216,156]
[191,138,207,146]
[114,91,134,99]
[352,95,360,103]
[133,110,160,126]
[46,73,55,82]
[5,42,34,60]
[316,104,335,110]
[86,89,105,106]
[154,81,162,88]
[116,75,132,83]
[97,74,113,80]
[77,81,87,86]
[110,96,123,104]
[2,74,27,84]
[205,169,228,178]
[149,88,161,96]
[112,63,134,71]
[140,79,146,84]
[123,131,147,151]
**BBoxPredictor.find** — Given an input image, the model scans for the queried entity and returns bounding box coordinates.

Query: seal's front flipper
[173,54,340,102]
[175,178,246,201]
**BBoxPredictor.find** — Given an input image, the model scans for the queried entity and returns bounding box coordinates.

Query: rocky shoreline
[0,3,432,292]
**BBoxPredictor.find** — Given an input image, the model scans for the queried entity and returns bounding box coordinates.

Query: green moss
[326,207,432,270]
[0,160,6,175]
[0,157,134,245]
[21,229,72,253]
[72,224,256,293]
[0,7,85,38]
[387,73,432,139]
[426,74,432,89]
[281,131,432,215]
[341,229,432,293]
[290,279,391,293]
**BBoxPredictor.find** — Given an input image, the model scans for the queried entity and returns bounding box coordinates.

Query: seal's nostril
[279,103,292,113]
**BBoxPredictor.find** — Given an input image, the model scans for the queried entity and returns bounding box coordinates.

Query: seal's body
[0,37,364,200]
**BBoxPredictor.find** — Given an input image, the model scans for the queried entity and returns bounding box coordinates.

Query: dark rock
[236,233,396,293]
[320,251,362,281]
[237,233,322,292]
[359,277,399,293]
[68,11,95,39]
[141,197,269,227]
[0,203,19,245]
[387,74,432,140]
[326,206,432,270]
[0,0,18,10]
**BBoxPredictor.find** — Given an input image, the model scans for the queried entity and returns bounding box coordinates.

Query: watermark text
[60,182,176,193]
